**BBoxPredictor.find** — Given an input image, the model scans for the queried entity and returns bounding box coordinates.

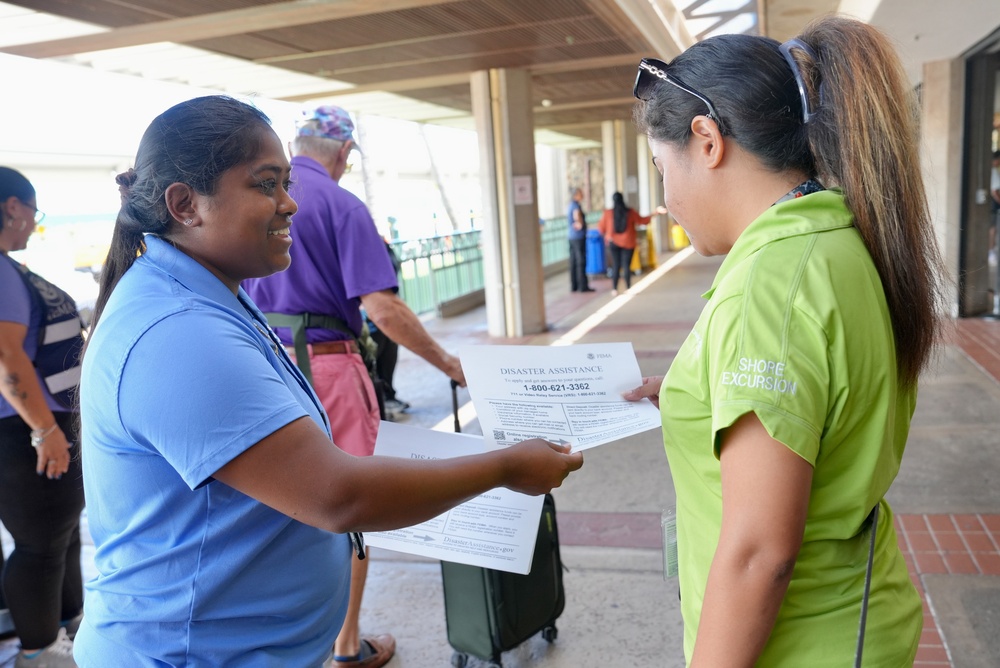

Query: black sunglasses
[633,58,726,134]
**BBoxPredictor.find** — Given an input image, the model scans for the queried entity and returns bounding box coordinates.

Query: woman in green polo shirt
[625,16,945,667]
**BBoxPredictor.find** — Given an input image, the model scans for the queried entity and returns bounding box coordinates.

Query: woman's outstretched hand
[502,439,583,496]
[623,375,665,409]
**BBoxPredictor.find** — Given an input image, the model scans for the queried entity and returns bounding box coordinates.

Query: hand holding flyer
[365,422,546,574]
[460,342,661,451]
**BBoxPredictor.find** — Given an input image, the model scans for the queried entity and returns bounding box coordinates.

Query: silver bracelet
[30,423,59,449]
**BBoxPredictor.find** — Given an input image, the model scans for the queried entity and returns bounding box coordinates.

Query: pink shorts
[306,351,380,457]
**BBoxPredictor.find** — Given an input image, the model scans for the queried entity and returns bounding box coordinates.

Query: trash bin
[586,229,606,275]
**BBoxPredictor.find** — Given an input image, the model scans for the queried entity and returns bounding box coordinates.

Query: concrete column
[471,68,546,337]
[619,121,640,208]
[636,137,669,254]
[601,121,616,209]
[600,119,640,208]
[921,58,965,318]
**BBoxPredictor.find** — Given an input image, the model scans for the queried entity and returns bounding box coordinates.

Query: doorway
[959,44,1000,316]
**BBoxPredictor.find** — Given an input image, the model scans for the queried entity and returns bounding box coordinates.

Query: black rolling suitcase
[440,381,566,668]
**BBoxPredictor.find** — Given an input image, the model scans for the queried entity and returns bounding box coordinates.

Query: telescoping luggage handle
[451,379,461,433]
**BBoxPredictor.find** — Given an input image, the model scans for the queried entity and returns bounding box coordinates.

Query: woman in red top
[597,192,666,294]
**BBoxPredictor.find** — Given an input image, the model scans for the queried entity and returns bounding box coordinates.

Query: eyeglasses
[19,200,45,224]
[633,58,726,134]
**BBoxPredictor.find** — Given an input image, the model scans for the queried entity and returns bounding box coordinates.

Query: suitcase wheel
[450,651,468,667]
[541,625,558,643]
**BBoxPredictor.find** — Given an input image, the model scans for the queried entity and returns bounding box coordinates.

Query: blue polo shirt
[567,200,586,240]
[76,236,351,667]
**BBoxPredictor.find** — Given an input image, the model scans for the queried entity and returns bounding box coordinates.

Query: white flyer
[459,342,661,452]
[364,421,544,575]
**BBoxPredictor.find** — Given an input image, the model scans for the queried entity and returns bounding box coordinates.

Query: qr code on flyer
[492,429,505,441]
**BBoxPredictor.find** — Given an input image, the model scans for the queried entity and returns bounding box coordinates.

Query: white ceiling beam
[0,0,456,59]
[280,73,472,101]
[533,96,635,113]
[612,0,697,60]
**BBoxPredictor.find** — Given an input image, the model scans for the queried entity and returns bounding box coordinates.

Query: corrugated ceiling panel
[279,35,632,85]
[270,17,610,75]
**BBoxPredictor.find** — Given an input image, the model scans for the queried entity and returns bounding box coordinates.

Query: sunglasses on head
[633,58,726,134]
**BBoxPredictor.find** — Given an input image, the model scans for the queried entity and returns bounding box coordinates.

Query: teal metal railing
[391,230,484,315]
[393,213,598,315]
[540,216,570,266]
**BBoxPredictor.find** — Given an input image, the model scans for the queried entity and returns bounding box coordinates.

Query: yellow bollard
[670,222,689,249]
[630,239,643,272]
[648,224,658,269]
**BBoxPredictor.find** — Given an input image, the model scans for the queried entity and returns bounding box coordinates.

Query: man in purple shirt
[244,106,465,668]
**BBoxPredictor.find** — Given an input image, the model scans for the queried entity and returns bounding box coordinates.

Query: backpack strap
[5,256,84,409]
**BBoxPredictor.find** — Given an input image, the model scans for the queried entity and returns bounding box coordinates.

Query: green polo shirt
[661,190,921,666]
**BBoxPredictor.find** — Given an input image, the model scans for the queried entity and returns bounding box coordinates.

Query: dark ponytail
[612,192,628,234]
[796,16,944,387]
[87,96,273,337]
[93,168,155,332]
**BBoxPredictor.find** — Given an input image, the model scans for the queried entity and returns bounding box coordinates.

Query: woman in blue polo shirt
[75,95,582,667]
[625,16,944,667]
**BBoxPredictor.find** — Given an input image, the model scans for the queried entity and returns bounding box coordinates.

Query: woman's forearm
[690,544,796,667]
[691,411,813,666]
[0,344,58,430]
[0,337,73,477]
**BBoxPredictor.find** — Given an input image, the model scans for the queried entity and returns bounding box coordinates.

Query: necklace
[251,319,282,356]
[239,299,282,356]
[773,178,825,206]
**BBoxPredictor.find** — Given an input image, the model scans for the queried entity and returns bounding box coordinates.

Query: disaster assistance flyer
[364,421,544,575]
[460,342,661,452]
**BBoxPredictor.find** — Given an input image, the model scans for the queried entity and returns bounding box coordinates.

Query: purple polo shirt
[244,156,397,344]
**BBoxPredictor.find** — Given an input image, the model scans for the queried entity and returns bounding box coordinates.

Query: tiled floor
[555,507,1000,667]
[908,317,1000,667]
[898,513,1000,666]
[952,317,1000,382]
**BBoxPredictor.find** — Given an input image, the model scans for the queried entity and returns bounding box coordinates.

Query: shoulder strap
[855,503,879,668]
[262,312,357,386]
[258,309,368,563]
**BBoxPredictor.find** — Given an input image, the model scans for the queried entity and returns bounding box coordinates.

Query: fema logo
[586,353,595,359]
